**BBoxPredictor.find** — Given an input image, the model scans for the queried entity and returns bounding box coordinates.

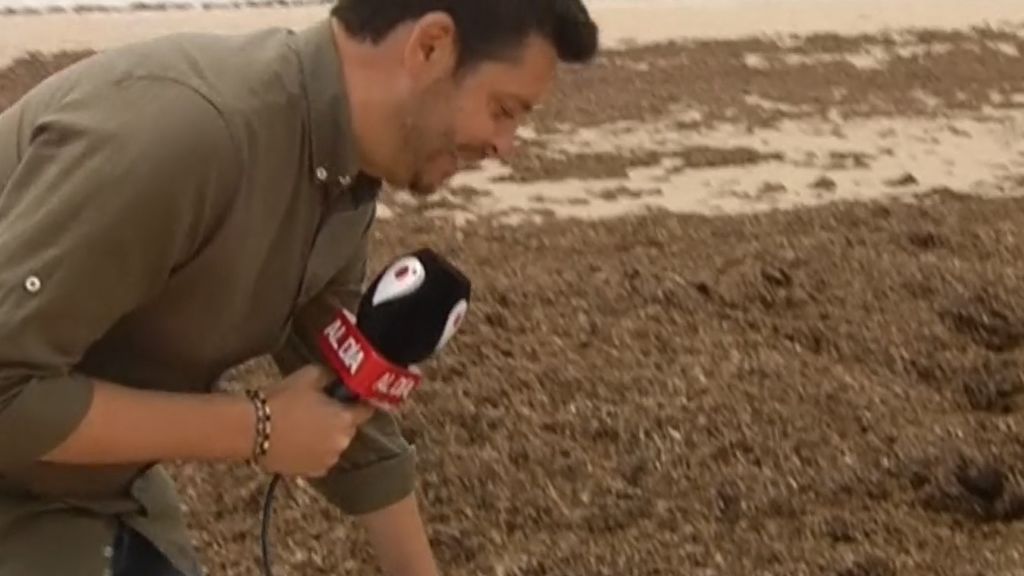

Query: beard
[405,124,457,198]
[397,83,463,198]
[407,156,444,197]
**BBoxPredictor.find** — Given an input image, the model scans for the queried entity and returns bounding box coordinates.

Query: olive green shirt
[0,17,416,576]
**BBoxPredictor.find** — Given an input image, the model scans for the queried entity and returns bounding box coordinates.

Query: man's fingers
[293,364,334,389]
[346,403,376,427]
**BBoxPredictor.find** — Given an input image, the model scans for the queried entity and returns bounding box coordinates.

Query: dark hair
[330,0,599,70]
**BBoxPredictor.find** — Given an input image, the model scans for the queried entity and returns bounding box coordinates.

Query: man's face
[398,33,559,197]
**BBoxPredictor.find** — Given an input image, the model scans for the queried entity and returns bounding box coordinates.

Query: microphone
[318,247,472,410]
[260,247,472,576]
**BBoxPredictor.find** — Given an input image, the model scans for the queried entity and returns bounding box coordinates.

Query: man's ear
[403,11,458,84]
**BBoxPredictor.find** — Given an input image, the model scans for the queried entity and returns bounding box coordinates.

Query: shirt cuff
[311,446,418,515]
[0,374,95,469]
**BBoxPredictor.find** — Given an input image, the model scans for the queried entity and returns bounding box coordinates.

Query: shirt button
[24,275,41,293]
[339,174,352,186]
[315,167,328,182]
[102,545,113,558]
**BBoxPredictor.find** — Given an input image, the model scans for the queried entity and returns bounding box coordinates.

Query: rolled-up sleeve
[312,408,417,515]
[272,228,418,516]
[0,78,239,470]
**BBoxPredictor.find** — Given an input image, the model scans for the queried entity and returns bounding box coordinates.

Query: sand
[4,2,1024,575]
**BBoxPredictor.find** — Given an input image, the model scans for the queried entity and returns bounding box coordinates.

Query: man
[0,0,598,574]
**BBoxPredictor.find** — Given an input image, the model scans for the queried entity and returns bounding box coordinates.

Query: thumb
[346,403,376,427]
[295,364,336,390]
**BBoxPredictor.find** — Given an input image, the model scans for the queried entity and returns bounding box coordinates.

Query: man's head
[331,0,598,196]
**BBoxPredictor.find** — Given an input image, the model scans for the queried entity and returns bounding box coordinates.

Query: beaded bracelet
[245,389,271,465]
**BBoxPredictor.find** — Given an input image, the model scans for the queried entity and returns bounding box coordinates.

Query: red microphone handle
[316,309,422,412]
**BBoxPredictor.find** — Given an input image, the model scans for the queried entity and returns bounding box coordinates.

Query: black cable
[260,474,284,576]
[259,382,354,576]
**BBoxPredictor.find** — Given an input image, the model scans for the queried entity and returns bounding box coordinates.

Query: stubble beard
[402,81,461,199]
[397,102,433,198]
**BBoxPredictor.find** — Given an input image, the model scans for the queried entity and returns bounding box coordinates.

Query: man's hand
[359,493,440,576]
[261,364,375,478]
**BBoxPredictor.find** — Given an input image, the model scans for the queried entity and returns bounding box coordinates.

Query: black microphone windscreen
[357,248,471,366]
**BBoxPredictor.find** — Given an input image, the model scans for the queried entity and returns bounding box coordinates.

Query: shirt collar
[293,17,377,203]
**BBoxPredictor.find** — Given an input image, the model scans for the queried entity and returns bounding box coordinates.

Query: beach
[3,0,1024,61]
[4,1,1024,574]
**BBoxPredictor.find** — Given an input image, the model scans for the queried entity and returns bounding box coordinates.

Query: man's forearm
[361,493,440,576]
[39,379,255,465]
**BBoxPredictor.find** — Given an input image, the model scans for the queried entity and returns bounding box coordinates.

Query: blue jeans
[109,524,187,576]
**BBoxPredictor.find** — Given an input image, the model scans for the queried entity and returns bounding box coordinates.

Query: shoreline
[2,0,1024,67]
[2,0,1024,224]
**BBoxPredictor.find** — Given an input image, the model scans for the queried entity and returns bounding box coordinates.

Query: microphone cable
[259,474,285,576]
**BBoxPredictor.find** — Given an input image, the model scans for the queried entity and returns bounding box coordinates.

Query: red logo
[318,311,423,411]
